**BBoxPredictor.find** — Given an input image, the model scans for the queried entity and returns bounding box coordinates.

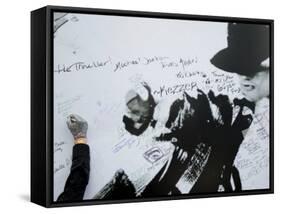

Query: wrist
[74,137,87,144]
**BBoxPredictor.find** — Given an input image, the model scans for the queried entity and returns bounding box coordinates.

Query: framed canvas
[31,5,274,207]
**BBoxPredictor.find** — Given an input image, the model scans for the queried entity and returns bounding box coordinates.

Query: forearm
[57,143,90,202]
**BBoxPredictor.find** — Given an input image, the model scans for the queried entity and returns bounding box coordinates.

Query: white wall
[0,0,279,213]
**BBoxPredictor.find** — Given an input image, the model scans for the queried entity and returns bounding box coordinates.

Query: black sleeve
[57,144,90,202]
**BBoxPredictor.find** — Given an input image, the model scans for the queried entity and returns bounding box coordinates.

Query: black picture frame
[31,5,274,208]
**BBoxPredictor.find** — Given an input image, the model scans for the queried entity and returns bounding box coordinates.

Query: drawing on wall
[53,12,271,202]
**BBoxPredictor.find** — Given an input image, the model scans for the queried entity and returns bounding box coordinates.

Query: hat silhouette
[211,23,270,76]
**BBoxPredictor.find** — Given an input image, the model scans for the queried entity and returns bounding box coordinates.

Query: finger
[179,150,186,162]
[66,115,74,126]
[181,152,188,163]
[183,92,197,106]
[197,90,209,104]
[73,114,85,122]
[70,116,77,123]
[177,149,183,160]
[197,89,204,95]
[174,146,180,154]
[73,113,87,122]
[208,90,216,103]
[180,152,185,162]
[68,114,77,123]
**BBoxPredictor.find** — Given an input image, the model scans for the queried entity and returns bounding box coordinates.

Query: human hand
[208,90,233,127]
[66,114,88,142]
[174,146,188,164]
